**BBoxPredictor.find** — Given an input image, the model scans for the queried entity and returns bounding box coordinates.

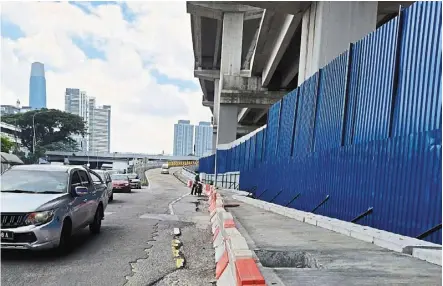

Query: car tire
[57,219,72,255]
[89,205,103,235]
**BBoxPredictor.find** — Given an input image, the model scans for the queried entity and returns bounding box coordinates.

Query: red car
[111,174,131,193]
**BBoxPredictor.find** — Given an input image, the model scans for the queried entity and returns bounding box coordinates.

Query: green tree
[1,136,14,153]
[1,109,87,155]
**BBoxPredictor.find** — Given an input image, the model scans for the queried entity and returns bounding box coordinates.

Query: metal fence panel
[255,129,264,166]
[293,73,320,158]
[277,89,299,159]
[245,138,251,171]
[352,17,399,143]
[315,51,349,151]
[249,135,257,170]
[393,1,442,136]
[265,101,282,162]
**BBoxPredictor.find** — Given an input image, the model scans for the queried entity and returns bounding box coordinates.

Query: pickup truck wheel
[89,206,103,235]
[57,220,72,255]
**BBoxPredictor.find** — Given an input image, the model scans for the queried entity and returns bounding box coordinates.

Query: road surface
[1,169,214,286]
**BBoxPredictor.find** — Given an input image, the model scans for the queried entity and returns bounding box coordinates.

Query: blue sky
[1,1,209,153]
[2,1,199,92]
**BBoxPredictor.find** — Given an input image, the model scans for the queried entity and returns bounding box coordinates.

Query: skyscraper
[65,88,89,151]
[65,88,111,153]
[194,122,212,156]
[173,120,194,156]
[89,103,111,153]
[29,62,47,110]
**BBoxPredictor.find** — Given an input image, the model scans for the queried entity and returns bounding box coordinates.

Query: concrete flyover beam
[220,75,287,107]
[190,15,202,68]
[261,13,302,87]
[194,69,251,81]
[237,108,251,122]
[252,108,269,124]
[213,19,222,68]
[186,2,263,20]
[231,1,312,16]
[237,124,260,135]
[203,99,214,107]
[250,10,282,74]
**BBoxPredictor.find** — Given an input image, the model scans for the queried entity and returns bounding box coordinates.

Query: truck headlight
[25,210,56,226]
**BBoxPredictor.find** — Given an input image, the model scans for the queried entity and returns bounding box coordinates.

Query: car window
[1,169,68,193]
[71,171,82,186]
[78,170,91,187]
[89,172,103,185]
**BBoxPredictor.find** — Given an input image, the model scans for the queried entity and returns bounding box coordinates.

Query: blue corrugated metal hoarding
[218,1,442,244]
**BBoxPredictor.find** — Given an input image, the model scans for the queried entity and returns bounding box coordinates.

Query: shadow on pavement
[1,229,102,261]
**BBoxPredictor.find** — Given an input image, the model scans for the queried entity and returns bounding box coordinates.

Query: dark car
[111,174,131,193]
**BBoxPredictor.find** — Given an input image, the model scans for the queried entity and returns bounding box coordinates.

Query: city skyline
[29,62,47,110]
[173,120,212,157]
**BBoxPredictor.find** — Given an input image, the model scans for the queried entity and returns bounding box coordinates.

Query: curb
[232,194,442,267]
[187,181,267,286]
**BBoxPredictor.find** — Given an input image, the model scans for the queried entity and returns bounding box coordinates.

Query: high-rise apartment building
[29,62,47,110]
[65,88,89,151]
[89,104,111,153]
[194,122,212,157]
[65,88,111,153]
[173,120,194,156]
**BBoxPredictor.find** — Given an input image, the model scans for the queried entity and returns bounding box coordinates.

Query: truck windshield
[1,169,68,193]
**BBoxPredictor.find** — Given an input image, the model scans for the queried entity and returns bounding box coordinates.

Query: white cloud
[0,1,211,154]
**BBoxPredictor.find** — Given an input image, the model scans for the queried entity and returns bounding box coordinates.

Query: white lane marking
[104,212,114,216]
[168,193,189,215]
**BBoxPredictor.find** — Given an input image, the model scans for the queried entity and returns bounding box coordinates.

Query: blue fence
[198,1,442,244]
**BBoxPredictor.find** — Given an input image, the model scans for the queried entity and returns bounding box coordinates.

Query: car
[127,173,141,189]
[0,164,108,252]
[161,164,169,174]
[111,173,131,193]
[92,169,114,202]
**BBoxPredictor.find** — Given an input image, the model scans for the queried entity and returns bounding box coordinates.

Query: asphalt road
[1,169,215,286]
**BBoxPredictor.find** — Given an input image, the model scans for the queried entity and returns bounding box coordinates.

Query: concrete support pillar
[298,1,378,84]
[216,12,244,146]
[214,79,220,125]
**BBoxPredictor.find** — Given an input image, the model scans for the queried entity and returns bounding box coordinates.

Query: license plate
[1,231,14,241]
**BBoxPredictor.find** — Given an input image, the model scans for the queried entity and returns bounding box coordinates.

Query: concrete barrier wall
[187,183,266,285]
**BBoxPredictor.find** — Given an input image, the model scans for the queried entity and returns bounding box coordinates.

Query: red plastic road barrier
[224,219,236,228]
[235,258,266,286]
[215,251,229,279]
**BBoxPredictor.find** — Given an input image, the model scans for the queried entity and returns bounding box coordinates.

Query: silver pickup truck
[0,164,108,252]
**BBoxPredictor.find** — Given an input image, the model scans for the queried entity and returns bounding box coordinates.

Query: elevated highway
[187,1,413,150]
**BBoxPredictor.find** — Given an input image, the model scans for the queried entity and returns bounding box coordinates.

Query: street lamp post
[32,111,41,154]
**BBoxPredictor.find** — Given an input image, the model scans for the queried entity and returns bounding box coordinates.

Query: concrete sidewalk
[220,190,442,286]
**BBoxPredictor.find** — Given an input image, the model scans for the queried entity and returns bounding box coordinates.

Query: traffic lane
[0,186,173,286]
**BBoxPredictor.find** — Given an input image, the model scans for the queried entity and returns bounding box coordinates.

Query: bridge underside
[187,1,414,150]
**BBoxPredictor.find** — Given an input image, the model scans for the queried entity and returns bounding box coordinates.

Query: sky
[0,1,212,154]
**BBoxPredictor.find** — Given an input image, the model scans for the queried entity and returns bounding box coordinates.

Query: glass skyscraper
[29,62,47,110]
[173,120,194,156]
[194,122,212,156]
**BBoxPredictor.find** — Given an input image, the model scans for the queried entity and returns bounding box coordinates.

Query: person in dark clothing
[191,172,200,195]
